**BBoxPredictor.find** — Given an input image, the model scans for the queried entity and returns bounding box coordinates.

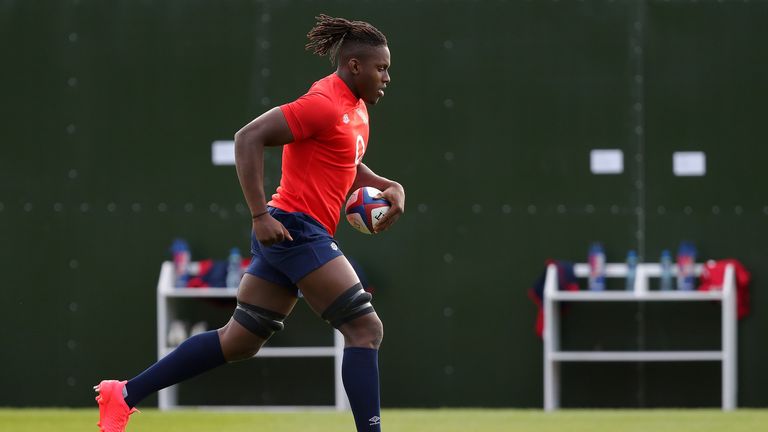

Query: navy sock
[124,330,226,408]
[342,347,382,432]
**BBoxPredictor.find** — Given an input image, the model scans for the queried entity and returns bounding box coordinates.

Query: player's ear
[348,58,361,75]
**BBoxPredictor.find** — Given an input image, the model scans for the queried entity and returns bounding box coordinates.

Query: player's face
[356,45,391,105]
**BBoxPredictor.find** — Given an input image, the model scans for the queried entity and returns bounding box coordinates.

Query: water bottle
[226,247,243,288]
[625,250,638,291]
[588,242,606,291]
[659,249,673,291]
[676,242,697,291]
[170,238,190,288]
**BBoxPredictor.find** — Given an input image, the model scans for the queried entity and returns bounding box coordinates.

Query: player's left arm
[351,163,405,233]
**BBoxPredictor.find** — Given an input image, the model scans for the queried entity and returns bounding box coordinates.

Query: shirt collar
[331,73,361,105]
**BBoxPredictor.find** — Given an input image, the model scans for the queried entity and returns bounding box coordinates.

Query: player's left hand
[373,181,405,233]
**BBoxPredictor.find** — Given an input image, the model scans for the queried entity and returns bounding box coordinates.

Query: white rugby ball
[344,187,391,234]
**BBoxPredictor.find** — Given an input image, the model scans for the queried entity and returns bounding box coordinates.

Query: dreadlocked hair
[306,14,387,64]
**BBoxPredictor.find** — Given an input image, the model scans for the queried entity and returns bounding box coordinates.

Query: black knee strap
[321,283,374,328]
[233,302,286,339]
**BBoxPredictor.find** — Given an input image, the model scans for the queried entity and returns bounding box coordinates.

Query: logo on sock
[368,416,381,426]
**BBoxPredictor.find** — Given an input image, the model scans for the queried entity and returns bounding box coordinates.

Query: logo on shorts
[343,114,350,124]
[330,242,339,251]
[368,416,381,426]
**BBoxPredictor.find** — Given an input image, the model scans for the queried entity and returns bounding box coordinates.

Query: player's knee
[219,321,266,363]
[217,323,266,362]
[225,339,263,362]
[321,283,382,349]
[321,283,374,328]
[342,313,384,349]
[219,301,287,362]
[232,301,286,339]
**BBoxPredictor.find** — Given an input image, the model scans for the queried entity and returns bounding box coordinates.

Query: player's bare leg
[299,256,383,348]
[218,274,298,360]
[299,256,384,431]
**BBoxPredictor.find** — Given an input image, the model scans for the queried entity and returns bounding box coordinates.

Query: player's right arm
[236,90,336,246]
[234,107,294,246]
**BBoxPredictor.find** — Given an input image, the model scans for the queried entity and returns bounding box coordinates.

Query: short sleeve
[280,91,338,141]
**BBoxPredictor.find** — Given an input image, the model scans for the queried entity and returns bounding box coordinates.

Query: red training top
[269,73,369,235]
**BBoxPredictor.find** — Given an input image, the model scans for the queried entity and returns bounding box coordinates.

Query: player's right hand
[253,214,294,246]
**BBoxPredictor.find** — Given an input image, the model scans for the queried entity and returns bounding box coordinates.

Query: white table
[543,262,737,410]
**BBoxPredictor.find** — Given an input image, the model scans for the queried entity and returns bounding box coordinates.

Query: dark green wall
[1,0,766,408]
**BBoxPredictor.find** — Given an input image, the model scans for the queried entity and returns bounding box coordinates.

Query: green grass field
[1,408,766,432]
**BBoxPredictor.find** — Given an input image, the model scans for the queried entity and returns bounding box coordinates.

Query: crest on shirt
[356,108,368,124]
[342,114,350,124]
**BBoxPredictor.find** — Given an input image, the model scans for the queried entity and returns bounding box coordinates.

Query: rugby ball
[345,187,391,234]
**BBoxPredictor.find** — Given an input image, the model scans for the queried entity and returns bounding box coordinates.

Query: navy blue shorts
[245,207,344,292]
